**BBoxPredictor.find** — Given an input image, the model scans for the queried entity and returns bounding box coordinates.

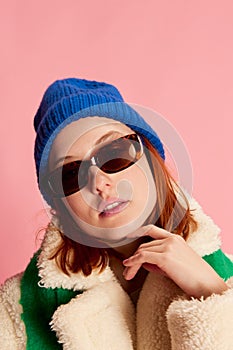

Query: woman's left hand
[123,225,228,299]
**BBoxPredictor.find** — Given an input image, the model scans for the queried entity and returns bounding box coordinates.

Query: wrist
[190,278,228,299]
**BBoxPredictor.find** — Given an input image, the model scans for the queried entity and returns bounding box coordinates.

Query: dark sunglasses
[41,133,144,197]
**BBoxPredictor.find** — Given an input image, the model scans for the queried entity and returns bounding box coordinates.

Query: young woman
[1,78,233,350]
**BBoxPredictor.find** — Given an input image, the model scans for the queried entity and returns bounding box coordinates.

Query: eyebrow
[93,130,124,146]
[53,130,125,167]
[53,155,76,167]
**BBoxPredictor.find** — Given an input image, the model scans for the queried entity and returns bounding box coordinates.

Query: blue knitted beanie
[34,78,165,206]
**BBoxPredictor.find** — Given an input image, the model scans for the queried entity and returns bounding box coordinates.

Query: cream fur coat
[1,196,233,350]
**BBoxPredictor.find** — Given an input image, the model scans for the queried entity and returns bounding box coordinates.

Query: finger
[123,260,142,280]
[123,249,153,279]
[123,247,166,267]
[123,244,165,266]
[123,244,166,280]
[123,250,163,280]
[136,238,165,251]
[142,263,167,276]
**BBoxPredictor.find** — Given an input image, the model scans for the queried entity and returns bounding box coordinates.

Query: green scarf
[20,249,233,349]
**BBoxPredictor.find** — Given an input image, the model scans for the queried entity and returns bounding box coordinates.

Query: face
[48,117,157,247]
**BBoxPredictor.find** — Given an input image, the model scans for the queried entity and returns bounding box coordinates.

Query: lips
[98,198,129,217]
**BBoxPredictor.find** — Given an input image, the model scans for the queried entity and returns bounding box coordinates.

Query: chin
[96,236,135,246]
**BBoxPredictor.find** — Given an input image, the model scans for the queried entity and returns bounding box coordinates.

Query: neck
[108,236,147,260]
[106,211,156,260]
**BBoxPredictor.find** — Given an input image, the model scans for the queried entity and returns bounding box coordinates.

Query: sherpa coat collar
[1,196,233,350]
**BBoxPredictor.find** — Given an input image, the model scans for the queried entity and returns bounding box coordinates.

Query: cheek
[122,166,150,202]
[61,192,89,218]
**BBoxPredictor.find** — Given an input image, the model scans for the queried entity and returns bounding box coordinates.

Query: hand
[123,225,228,299]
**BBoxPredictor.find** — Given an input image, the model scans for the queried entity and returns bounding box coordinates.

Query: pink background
[1,1,233,284]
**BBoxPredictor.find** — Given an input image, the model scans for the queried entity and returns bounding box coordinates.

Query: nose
[88,165,114,196]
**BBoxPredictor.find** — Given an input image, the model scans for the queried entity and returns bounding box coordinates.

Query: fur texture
[0,273,26,350]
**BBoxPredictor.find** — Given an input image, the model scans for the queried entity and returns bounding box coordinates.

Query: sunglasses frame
[41,133,144,198]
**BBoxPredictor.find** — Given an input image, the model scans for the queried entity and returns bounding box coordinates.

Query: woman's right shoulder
[0,271,23,300]
[0,272,26,349]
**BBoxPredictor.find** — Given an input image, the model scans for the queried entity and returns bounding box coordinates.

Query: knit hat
[34,78,165,206]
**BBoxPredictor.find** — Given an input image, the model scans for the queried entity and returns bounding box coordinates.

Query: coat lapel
[50,280,136,350]
[38,220,136,349]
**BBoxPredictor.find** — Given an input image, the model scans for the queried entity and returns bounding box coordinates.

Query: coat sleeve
[0,273,26,350]
[166,276,233,350]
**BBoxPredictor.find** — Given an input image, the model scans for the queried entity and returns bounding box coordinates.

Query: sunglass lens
[46,134,143,197]
[62,162,80,196]
[98,135,142,173]
[48,161,82,196]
